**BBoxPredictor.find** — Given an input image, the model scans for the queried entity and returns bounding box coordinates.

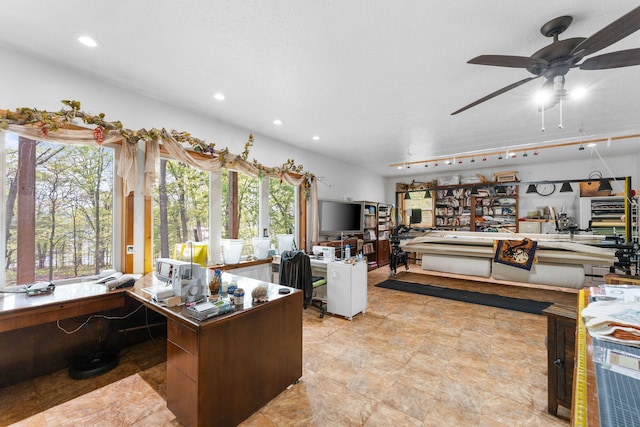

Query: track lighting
[526,184,537,193]
[559,182,573,192]
[598,179,613,192]
[424,190,431,199]
[404,191,411,200]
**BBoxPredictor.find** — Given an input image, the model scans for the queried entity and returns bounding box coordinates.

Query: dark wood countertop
[126,272,300,330]
[0,282,125,333]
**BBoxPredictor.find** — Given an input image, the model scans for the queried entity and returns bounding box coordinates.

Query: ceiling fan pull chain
[559,98,563,129]
[541,103,545,132]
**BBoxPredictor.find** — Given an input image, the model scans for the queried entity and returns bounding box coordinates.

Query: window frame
[146,145,305,271]
[0,132,123,286]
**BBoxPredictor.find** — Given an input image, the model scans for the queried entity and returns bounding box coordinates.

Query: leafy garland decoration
[0,100,315,194]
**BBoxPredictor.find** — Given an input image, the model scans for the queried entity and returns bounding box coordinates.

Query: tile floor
[0,265,575,426]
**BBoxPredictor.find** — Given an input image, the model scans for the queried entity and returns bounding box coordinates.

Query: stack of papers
[583,285,640,347]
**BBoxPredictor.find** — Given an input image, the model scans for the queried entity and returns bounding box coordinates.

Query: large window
[2,134,114,286]
[268,177,295,247]
[153,158,209,264]
[152,157,299,265]
[237,172,259,256]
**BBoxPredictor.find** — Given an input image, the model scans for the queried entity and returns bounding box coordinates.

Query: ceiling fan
[451,6,640,115]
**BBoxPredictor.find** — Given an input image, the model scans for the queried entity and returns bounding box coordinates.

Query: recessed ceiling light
[312,135,320,141]
[273,119,283,125]
[213,93,225,101]
[76,34,99,48]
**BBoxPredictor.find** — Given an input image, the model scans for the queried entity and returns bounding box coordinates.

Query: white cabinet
[326,261,367,320]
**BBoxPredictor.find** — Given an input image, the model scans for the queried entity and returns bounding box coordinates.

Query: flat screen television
[318,199,364,237]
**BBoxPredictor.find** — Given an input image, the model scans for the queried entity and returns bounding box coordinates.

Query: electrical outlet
[126,245,134,254]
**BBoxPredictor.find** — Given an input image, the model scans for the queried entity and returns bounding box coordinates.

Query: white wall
[387,154,639,223]
[0,46,386,203]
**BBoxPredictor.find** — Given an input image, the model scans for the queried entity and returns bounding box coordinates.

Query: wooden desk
[128,273,303,427]
[0,282,126,387]
[0,282,125,333]
[605,273,640,286]
[543,304,576,416]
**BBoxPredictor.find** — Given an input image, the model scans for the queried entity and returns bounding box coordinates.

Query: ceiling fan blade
[571,6,640,57]
[579,48,640,70]
[451,76,541,115]
[468,55,548,69]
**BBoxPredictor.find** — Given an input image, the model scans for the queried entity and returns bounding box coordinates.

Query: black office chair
[279,250,326,318]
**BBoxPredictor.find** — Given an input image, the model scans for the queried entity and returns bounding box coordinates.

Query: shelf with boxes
[360,201,393,269]
[435,187,473,230]
[363,202,379,270]
[397,182,519,233]
[579,196,627,237]
[471,185,519,232]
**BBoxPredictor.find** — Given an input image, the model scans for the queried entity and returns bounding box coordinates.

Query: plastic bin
[252,237,270,260]
[222,239,244,264]
[277,234,294,254]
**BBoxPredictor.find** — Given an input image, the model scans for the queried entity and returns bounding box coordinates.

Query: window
[268,177,295,247]
[151,155,300,267]
[221,170,260,256]
[153,158,209,264]
[237,172,259,256]
[1,133,115,286]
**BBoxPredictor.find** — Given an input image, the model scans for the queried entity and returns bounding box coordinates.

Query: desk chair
[279,250,327,318]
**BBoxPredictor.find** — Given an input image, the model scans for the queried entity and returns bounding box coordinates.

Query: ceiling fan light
[559,182,573,192]
[534,89,553,105]
[571,86,588,100]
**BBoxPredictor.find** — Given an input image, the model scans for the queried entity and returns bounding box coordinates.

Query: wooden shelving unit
[435,187,472,230]
[363,202,379,270]
[377,203,392,267]
[471,185,519,232]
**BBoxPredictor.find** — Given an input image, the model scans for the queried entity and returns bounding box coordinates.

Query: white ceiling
[2,1,640,178]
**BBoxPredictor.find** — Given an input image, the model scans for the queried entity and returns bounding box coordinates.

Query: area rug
[375,279,552,314]
[10,374,176,426]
